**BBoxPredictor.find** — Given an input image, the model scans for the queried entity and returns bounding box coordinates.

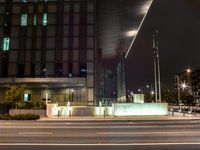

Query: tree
[5,85,25,109]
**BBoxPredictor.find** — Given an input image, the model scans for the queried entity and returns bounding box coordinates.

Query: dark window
[68,62,73,77]
[55,63,62,76]
[79,63,86,77]
[18,64,25,77]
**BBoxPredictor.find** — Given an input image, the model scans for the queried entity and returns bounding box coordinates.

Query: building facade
[101,68,116,105]
[178,69,200,101]
[117,53,126,103]
[0,0,97,106]
[192,69,200,99]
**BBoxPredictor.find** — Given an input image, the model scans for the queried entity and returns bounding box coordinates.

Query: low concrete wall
[9,109,46,117]
[47,104,113,117]
[113,103,168,116]
[47,103,168,117]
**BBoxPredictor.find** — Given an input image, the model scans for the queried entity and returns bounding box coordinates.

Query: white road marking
[0,143,200,146]
[0,125,158,129]
[18,132,53,135]
[96,131,200,135]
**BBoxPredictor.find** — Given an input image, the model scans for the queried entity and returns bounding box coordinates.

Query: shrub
[0,114,40,120]
[0,114,11,120]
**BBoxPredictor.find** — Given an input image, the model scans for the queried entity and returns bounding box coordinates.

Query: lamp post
[176,75,181,108]
[176,68,192,109]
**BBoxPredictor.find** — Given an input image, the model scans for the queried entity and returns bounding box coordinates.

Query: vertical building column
[55,0,64,76]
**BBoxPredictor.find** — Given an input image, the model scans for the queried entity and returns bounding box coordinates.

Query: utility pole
[153,30,162,103]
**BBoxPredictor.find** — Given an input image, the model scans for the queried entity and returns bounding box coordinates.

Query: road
[1,119,200,150]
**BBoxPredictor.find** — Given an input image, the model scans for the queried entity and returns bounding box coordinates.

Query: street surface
[1,119,200,149]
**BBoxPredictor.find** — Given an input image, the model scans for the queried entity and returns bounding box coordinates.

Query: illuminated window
[21,14,28,26]
[34,14,37,26]
[2,37,10,51]
[21,0,28,2]
[43,13,47,26]
[23,93,31,102]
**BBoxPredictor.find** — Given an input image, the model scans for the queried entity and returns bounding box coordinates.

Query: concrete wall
[113,103,168,116]
[9,109,46,117]
[47,103,168,117]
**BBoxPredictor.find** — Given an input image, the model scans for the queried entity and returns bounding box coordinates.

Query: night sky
[101,0,200,92]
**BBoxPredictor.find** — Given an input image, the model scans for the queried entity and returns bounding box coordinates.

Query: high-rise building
[192,69,200,99]
[0,0,97,106]
[117,53,126,103]
[101,68,116,105]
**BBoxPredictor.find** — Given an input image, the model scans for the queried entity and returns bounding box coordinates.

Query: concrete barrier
[47,103,168,117]
[113,103,168,116]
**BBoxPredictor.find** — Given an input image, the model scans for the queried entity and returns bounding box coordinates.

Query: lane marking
[0,125,158,129]
[1,143,200,146]
[18,132,53,135]
[96,131,200,135]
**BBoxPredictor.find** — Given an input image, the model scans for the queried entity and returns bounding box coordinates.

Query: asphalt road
[1,119,200,150]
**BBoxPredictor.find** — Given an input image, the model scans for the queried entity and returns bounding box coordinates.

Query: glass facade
[43,13,47,26]
[0,0,96,106]
[21,14,28,26]
[2,37,10,51]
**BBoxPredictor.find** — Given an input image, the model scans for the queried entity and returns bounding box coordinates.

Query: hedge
[0,114,40,120]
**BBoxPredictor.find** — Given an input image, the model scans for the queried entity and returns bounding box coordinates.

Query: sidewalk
[39,115,200,122]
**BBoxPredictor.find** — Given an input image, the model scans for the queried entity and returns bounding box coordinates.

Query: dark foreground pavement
[1,119,200,150]
[1,144,200,150]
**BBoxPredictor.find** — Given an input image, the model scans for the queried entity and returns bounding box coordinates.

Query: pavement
[1,118,200,149]
[38,114,200,121]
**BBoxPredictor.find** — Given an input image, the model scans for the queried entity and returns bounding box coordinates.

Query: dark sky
[102,0,200,92]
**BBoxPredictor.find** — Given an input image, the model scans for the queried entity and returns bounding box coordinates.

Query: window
[87,3,94,12]
[41,90,51,101]
[48,4,56,13]
[87,50,94,61]
[34,14,37,26]
[8,63,17,76]
[87,37,94,48]
[87,14,94,24]
[23,91,32,102]
[2,37,10,51]
[21,0,28,2]
[21,14,28,26]
[12,5,21,14]
[74,4,80,13]
[43,13,47,26]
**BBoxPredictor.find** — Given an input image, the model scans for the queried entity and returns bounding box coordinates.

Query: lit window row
[21,0,48,3]
[2,37,10,51]
[21,13,47,26]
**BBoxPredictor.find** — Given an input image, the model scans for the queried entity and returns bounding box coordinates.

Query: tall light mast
[153,30,162,103]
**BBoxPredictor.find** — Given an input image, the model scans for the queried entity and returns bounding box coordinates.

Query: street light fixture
[186,68,191,73]
[176,67,192,108]
[180,82,188,90]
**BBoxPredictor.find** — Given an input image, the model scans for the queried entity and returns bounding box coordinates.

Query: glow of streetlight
[187,69,191,73]
[180,82,188,90]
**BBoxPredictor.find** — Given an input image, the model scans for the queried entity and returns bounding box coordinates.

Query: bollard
[81,110,83,117]
[69,110,71,118]
[58,110,60,118]
[194,108,196,117]
[104,109,106,118]
[172,110,174,116]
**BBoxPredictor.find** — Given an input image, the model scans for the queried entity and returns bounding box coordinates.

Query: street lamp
[186,68,191,73]
[176,68,192,108]
[180,82,188,90]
